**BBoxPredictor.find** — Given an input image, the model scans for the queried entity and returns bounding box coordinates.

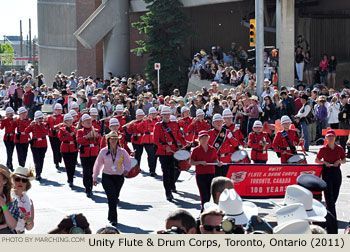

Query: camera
[221,218,245,234]
[162,226,186,234]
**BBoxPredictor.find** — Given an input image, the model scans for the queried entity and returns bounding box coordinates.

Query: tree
[0,42,14,65]
[131,0,192,95]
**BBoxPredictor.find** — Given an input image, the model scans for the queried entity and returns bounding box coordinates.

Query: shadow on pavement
[117,223,153,234]
[118,201,152,211]
[39,178,64,187]
[171,197,201,210]
[176,190,200,201]
[247,200,275,209]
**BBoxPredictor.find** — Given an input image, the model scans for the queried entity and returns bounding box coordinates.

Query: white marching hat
[18,107,27,114]
[89,108,98,116]
[81,114,91,121]
[34,111,44,119]
[70,102,79,109]
[196,109,204,117]
[109,118,120,126]
[5,107,14,114]
[149,107,157,114]
[54,103,62,110]
[115,104,124,112]
[273,219,311,234]
[212,113,224,122]
[136,109,145,116]
[283,185,327,222]
[170,115,177,122]
[69,110,78,117]
[222,108,233,118]
[161,106,171,115]
[181,106,189,114]
[253,120,263,128]
[64,114,73,121]
[281,115,292,124]
[218,188,258,225]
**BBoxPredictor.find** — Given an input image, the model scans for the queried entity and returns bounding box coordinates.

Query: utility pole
[255,0,264,99]
[20,20,23,57]
[29,18,32,62]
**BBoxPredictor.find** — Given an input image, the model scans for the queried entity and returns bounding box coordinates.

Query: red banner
[227,164,323,197]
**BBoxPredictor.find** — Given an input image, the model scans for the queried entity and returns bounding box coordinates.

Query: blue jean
[320,71,328,85]
[317,119,328,139]
[247,118,258,136]
[301,121,310,151]
[295,62,304,81]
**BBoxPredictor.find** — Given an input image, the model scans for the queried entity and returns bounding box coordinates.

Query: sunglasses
[14,177,28,183]
[203,225,222,232]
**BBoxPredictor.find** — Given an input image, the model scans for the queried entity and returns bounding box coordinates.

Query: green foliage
[0,42,14,65]
[131,0,192,94]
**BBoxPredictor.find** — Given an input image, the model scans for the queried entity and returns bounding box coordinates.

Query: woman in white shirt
[327,96,340,129]
[93,131,131,227]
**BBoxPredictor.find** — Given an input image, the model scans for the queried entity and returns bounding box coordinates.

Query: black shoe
[150,172,156,177]
[35,175,42,181]
[86,191,93,198]
[68,182,74,188]
[8,165,13,171]
[347,175,350,178]
[171,188,177,193]
[110,221,118,227]
[166,194,174,201]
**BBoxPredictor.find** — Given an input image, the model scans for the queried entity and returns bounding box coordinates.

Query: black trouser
[16,142,29,167]
[314,211,338,234]
[159,155,176,196]
[144,144,157,173]
[80,156,97,193]
[339,122,350,154]
[102,173,124,223]
[62,152,78,183]
[322,166,342,220]
[132,143,143,166]
[31,147,47,176]
[4,140,15,169]
[330,123,339,129]
[253,159,267,164]
[196,173,215,207]
[215,164,229,177]
[49,136,62,165]
[14,98,22,112]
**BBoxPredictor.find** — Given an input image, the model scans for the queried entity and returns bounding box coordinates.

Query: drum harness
[281,131,297,155]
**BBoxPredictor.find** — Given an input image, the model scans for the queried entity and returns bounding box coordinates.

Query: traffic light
[249,19,256,47]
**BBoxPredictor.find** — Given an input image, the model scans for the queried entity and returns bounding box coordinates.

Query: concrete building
[38,0,350,87]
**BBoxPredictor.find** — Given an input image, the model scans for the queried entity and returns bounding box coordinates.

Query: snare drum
[125,158,140,178]
[287,154,307,164]
[231,150,250,164]
[174,150,191,171]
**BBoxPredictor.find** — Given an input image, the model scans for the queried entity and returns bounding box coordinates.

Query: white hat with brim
[136,109,145,116]
[69,110,78,117]
[218,188,258,225]
[54,103,62,110]
[34,111,44,119]
[196,109,205,117]
[89,108,98,116]
[253,120,263,128]
[115,105,124,112]
[109,118,120,126]
[211,81,218,86]
[275,203,318,225]
[149,107,157,114]
[12,167,35,181]
[161,106,171,115]
[222,109,233,118]
[212,113,224,122]
[170,115,177,122]
[282,185,327,222]
[181,106,189,114]
[6,107,15,114]
[64,114,73,121]
[70,102,79,109]
[18,107,27,114]
[273,219,311,234]
[281,115,292,124]
[81,114,91,121]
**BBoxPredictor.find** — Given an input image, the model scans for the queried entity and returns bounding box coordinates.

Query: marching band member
[100,118,132,155]
[93,131,131,227]
[178,107,193,148]
[113,105,127,128]
[70,102,82,121]
[272,115,300,164]
[58,113,78,188]
[154,106,187,201]
[208,114,238,177]
[1,107,16,171]
[127,109,145,168]
[138,107,159,176]
[14,107,31,167]
[190,130,220,208]
[222,108,246,148]
[47,103,64,170]
[77,114,101,197]
[248,120,271,164]
[188,109,210,144]
[89,108,102,132]
[25,111,49,181]
[69,110,79,125]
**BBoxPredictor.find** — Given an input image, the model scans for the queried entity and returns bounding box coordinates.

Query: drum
[231,150,250,164]
[174,150,191,171]
[125,158,140,178]
[287,154,307,164]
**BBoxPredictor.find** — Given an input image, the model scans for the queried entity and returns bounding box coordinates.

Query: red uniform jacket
[126,120,144,144]
[224,123,245,147]
[188,119,210,142]
[154,121,186,156]
[248,132,272,161]
[92,120,102,132]
[114,115,127,128]
[58,125,78,153]
[272,129,300,163]
[138,118,159,144]
[1,117,17,141]
[76,127,101,157]
[24,122,49,148]
[47,114,64,137]
[14,118,31,143]
[178,117,193,142]
[100,132,131,154]
[208,128,238,163]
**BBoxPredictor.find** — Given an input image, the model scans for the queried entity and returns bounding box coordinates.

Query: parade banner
[227,164,323,197]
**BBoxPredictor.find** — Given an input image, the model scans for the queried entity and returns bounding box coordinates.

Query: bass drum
[230,150,250,164]
[287,154,307,164]
[174,150,191,171]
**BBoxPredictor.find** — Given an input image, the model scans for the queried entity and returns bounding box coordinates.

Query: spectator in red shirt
[190,130,221,208]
